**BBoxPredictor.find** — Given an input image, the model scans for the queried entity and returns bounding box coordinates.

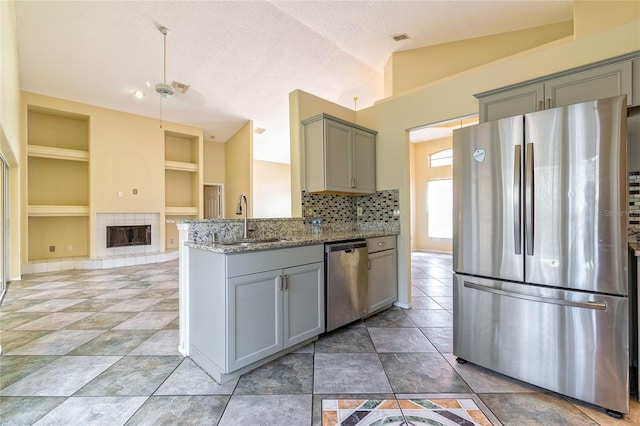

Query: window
[429,148,453,168]
[427,179,452,239]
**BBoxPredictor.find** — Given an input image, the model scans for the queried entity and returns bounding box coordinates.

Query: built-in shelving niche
[27,106,90,260]
[164,130,200,251]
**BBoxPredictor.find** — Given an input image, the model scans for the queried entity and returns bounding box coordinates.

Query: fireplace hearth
[107,225,151,248]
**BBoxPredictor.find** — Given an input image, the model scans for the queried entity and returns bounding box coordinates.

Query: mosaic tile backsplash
[629,172,640,242]
[301,189,400,225]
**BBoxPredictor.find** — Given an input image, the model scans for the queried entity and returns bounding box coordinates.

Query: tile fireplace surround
[97,213,160,257]
[22,213,177,274]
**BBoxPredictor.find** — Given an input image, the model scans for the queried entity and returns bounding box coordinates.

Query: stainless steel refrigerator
[453,95,629,415]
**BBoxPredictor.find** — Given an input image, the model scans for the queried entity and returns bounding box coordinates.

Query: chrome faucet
[236,193,249,239]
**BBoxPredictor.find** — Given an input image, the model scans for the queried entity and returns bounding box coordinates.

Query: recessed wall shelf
[28,205,90,217]
[27,145,89,162]
[164,160,198,172]
[165,206,199,215]
[26,106,90,260]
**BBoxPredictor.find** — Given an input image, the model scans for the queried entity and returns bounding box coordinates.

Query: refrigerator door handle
[463,281,607,310]
[525,142,535,256]
[513,145,522,255]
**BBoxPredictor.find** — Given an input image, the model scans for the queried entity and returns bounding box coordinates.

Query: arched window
[429,148,453,168]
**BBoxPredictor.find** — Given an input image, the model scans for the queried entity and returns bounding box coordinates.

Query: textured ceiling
[15,1,573,163]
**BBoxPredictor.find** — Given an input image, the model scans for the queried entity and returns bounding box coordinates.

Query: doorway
[204,184,223,219]
[409,116,477,253]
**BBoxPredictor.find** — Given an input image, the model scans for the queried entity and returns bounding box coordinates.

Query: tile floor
[1,251,639,425]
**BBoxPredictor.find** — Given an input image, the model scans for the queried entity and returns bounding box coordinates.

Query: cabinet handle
[546,98,551,109]
[537,100,543,111]
[351,178,356,188]
[368,259,371,270]
[282,274,288,290]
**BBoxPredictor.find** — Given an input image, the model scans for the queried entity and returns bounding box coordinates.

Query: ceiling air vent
[171,81,190,94]
[392,33,410,42]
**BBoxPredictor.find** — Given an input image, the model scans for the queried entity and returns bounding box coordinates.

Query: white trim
[177,222,191,357]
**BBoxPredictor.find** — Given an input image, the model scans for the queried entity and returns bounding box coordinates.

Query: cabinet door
[479,84,543,122]
[228,270,282,371]
[368,249,397,313]
[283,262,325,348]
[545,61,632,108]
[324,120,352,191]
[352,129,376,193]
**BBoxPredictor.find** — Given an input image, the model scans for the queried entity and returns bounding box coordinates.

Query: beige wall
[574,0,640,38]
[289,89,356,216]
[411,138,452,252]
[388,21,574,96]
[354,20,640,307]
[1,0,22,279]
[203,140,225,184]
[20,92,203,260]
[253,160,291,218]
[224,121,253,218]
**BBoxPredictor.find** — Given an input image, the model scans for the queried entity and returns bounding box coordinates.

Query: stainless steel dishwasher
[325,240,368,332]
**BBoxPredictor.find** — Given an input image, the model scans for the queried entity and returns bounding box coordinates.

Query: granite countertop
[186,229,398,254]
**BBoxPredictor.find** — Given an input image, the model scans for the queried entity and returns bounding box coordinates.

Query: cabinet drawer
[367,236,396,254]
[226,244,323,278]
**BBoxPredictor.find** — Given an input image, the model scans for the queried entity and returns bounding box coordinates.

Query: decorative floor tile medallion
[322,398,492,426]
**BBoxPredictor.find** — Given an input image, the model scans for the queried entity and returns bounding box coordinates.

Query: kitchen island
[178,217,398,383]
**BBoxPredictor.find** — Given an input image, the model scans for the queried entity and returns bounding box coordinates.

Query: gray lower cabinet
[367,236,397,314]
[228,261,324,372]
[189,244,324,383]
[478,59,633,122]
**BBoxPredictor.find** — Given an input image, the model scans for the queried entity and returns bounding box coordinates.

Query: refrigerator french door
[453,95,629,415]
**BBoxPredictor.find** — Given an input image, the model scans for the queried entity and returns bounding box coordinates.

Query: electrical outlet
[357,206,363,216]
[169,238,174,245]
[133,189,138,195]
[68,245,73,251]
[393,209,401,217]
[49,245,55,252]
[117,191,123,198]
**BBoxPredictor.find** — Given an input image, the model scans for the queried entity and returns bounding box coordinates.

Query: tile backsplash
[630,172,640,241]
[301,189,399,226]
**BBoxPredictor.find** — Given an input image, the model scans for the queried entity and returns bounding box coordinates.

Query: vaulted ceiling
[15,1,573,163]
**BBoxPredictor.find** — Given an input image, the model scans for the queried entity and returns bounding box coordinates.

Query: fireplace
[97,213,160,257]
[107,225,151,248]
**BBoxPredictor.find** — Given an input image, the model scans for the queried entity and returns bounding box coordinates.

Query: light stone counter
[185,229,398,254]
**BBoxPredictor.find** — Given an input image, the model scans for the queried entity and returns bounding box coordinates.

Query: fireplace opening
[107,225,151,248]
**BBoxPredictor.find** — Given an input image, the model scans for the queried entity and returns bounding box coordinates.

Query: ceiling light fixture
[133,90,145,99]
[254,127,266,134]
[155,26,175,98]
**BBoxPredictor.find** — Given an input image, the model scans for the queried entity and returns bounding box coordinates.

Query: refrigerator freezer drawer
[454,274,629,414]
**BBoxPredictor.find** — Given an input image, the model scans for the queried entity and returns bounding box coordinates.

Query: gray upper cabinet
[479,84,544,123]
[478,58,634,122]
[303,113,377,194]
[545,61,632,109]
